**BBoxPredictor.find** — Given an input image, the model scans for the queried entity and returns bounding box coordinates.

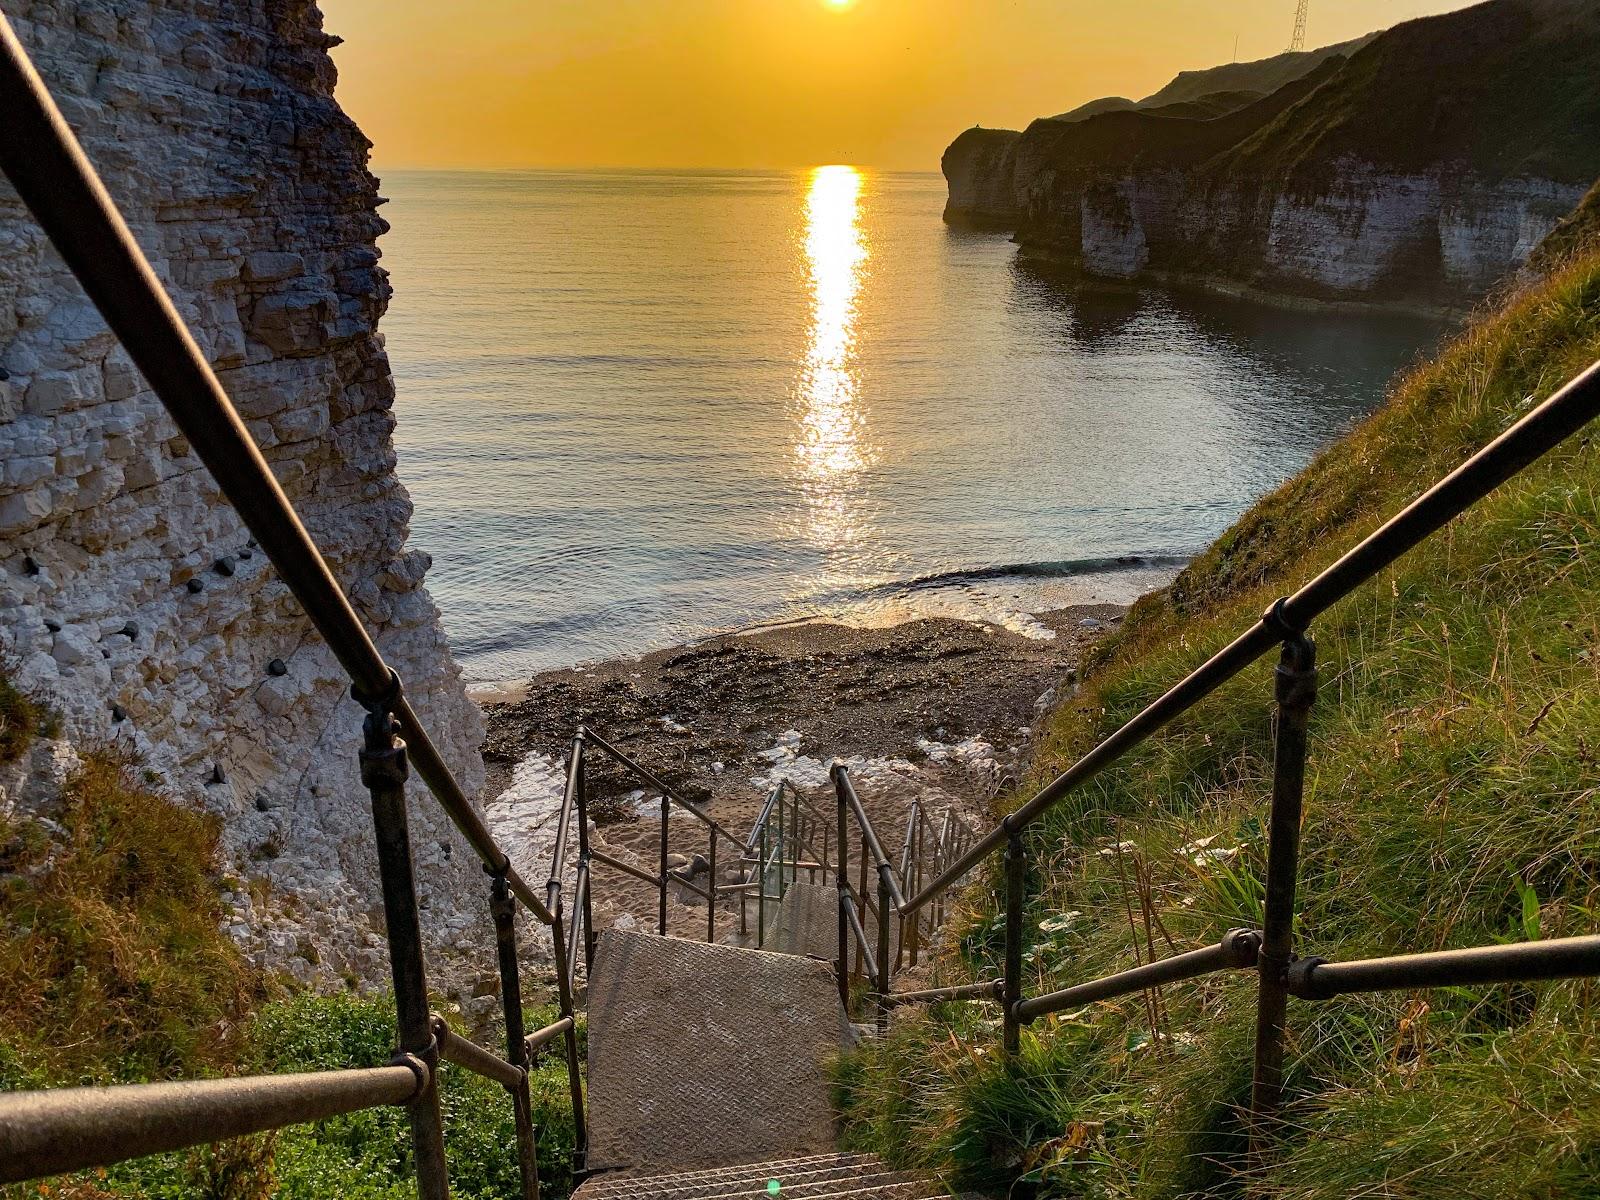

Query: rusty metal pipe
[582,729,743,850]
[886,980,1003,1007]
[841,891,881,983]
[1016,930,1262,1024]
[1289,935,1600,999]
[525,1017,576,1057]
[0,1064,427,1186]
[431,1015,525,1090]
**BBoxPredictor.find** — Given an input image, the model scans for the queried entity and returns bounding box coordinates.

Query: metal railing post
[855,837,868,985]
[876,869,893,1033]
[1250,613,1318,1156]
[545,887,588,1172]
[658,792,670,937]
[789,792,801,894]
[490,872,540,1200]
[835,774,851,1010]
[573,733,596,975]
[706,827,718,944]
[757,827,768,948]
[1003,822,1025,1060]
[358,700,450,1200]
[908,818,922,967]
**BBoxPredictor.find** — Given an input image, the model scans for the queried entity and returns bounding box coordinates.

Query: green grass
[833,201,1600,1196]
[0,672,57,764]
[1220,2,1600,186]
[0,734,581,1200]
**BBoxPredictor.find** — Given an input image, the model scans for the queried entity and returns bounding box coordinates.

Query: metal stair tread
[584,930,850,1172]
[573,1152,949,1200]
[577,1153,883,1195]
[582,1166,930,1200]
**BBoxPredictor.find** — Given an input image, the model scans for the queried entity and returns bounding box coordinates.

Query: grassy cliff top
[837,162,1600,1199]
[1221,0,1600,185]
[1136,35,1375,109]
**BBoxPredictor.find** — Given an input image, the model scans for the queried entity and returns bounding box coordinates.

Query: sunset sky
[323,0,1480,172]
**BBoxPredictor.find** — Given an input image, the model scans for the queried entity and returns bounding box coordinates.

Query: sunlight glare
[793,164,873,560]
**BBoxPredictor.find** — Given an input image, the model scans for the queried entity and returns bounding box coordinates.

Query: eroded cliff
[0,1,489,987]
[943,0,1600,312]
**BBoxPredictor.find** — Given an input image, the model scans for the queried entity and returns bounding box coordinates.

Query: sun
[822,0,853,9]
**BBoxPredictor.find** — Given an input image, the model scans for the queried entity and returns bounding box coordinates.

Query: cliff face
[942,37,1371,229]
[942,128,1022,227]
[944,0,1600,312]
[0,1,488,985]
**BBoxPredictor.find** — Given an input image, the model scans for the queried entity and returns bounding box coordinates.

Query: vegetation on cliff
[0,724,580,1200]
[836,183,1600,1195]
[1222,0,1600,185]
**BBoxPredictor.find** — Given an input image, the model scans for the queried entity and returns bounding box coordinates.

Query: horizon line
[367,162,944,176]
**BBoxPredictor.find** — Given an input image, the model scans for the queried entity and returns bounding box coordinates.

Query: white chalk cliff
[0,1,491,986]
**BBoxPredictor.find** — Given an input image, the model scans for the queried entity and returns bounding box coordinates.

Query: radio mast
[1289,0,1310,52]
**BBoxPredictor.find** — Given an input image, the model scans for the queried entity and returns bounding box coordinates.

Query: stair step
[574,1153,949,1200]
[585,931,849,1172]
[765,882,839,960]
[583,1164,925,1200]
[578,1152,881,1195]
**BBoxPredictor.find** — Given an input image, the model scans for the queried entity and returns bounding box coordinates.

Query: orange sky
[323,0,1480,172]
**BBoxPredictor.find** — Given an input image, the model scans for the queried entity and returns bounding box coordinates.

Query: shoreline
[475,605,1125,940]
[462,554,1185,707]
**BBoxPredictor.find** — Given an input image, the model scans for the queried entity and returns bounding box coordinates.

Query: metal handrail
[887,980,1004,1008]
[432,1016,525,1090]
[1014,930,1261,1023]
[851,361,1600,1164]
[1288,935,1600,1000]
[0,20,574,1196]
[905,357,1600,917]
[525,1017,575,1058]
[0,1062,428,1184]
[830,764,979,1026]
[582,727,745,852]
[841,891,881,983]
[590,845,662,888]
[833,765,906,911]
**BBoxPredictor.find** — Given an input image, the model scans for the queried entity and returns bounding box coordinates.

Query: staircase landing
[585,930,850,1173]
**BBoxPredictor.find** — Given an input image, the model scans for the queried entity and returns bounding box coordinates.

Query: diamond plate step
[576,1152,882,1198]
[766,882,839,960]
[585,930,851,1172]
[573,1152,950,1200]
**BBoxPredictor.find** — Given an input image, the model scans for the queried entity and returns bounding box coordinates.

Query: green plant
[0,673,56,764]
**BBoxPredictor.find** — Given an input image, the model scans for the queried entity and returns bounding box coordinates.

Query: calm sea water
[377,168,1444,684]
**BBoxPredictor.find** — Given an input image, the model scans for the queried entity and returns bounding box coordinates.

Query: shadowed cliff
[943,0,1600,313]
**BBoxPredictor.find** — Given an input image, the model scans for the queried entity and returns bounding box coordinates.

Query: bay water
[377,168,1444,685]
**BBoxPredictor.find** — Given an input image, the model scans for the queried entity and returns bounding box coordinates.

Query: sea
[376,167,1446,686]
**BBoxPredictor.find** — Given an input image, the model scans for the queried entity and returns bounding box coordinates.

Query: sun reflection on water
[794,164,874,563]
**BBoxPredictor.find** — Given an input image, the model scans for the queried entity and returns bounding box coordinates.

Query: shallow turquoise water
[377,168,1445,683]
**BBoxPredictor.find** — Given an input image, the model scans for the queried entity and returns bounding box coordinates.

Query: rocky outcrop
[942,128,1022,227]
[0,2,489,987]
[942,0,1600,312]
